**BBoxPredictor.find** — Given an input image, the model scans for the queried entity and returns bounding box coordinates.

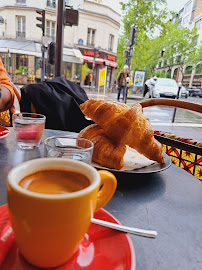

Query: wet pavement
[85,88,202,141]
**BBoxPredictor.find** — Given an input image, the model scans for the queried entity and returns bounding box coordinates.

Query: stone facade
[155,0,202,87]
[194,0,202,18]
[0,0,120,86]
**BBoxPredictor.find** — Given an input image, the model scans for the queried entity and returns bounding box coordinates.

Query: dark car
[186,87,202,97]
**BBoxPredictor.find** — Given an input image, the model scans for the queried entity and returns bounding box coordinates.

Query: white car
[150,78,178,98]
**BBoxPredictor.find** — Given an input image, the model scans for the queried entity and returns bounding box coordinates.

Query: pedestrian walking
[143,76,157,98]
[116,65,129,102]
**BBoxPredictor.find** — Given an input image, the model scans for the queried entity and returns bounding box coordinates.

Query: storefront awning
[0,39,42,57]
[63,48,83,64]
[0,39,83,64]
[105,60,118,68]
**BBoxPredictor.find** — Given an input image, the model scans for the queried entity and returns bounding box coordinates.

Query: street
[128,96,202,141]
[87,89,202,141]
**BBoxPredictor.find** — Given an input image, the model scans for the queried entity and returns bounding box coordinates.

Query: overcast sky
[166,0,189,12]
[115,0,190,14]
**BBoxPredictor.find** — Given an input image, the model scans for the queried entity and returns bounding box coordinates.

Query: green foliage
[15,66,28,75]
[117,0,169,78]
[161,22,198,74]
[117,0,201,82]
[81,63,89,82]
[195,63,202,74]
[188,41,202,68]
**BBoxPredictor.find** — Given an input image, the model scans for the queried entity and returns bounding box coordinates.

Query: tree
[116,0,169,78]
[188,41,202,69]
[161,21,198,81]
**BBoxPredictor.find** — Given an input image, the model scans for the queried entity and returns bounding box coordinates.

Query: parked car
[186,87,202,97]
[150,78,178,98]
[179,86,189,98]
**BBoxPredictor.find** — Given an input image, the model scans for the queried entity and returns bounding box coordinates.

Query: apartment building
[156,0,202,87]
[0,0,120,87]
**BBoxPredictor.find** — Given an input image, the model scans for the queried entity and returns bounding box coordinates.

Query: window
[16,54,28,69]
[178,10,183,19]
[46,0,56,8]
[46,21,56,41]
[87,28,95,46]
[185,2,192,13]
[16,0,26,3]
[183,15,189,24]
[16,16,25,38]
[108,34,114,51]
[195,19,202,29]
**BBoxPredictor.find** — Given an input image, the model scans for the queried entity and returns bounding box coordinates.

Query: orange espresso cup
[7,158,117,268]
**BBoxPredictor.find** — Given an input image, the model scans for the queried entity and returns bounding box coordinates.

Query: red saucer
[0,126,9,140]
[0,205,135,270]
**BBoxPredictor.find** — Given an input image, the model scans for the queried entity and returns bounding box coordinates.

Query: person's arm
[0,86,12,111]
[0,58,14,112]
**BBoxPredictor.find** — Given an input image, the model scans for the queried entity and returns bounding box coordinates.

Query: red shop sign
[83,50,100,58]
[107,55,116,61]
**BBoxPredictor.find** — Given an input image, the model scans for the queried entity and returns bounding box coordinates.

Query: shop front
[182,75,191,87]
[78,46,117,89]
[0,39,83,84]
[192,74,202,87]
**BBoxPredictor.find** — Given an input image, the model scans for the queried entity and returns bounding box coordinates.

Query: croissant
[80,100,164,163]
[78,124,126,170]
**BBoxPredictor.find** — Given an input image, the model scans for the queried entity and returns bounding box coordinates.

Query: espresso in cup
[7,158,117,268]
[19,170,90,194]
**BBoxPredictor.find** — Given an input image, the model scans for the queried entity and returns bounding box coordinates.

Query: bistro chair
[139,98,202,181]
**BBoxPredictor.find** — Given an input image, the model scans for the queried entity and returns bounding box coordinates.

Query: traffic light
[48,42,55,65]
[36,9,45,35]
[129,27,139,46]
[123,50,128,58]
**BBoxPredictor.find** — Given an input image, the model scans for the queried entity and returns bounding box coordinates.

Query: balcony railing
[46,1,56,8]
[16,31,25,38]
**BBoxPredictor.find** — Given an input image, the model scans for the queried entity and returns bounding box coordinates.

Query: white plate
[92,152,171,174]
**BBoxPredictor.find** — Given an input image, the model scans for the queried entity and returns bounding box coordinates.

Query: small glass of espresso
[44,136,94,164]
[13,112,46,150]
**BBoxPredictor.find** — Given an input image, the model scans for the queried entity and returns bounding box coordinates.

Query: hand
[116,84,118,88]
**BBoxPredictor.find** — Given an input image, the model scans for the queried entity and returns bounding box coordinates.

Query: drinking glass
[13,112,46,149]
[44,136,94,164]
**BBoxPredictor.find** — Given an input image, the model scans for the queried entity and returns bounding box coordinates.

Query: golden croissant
[80,100,164,163]
[78,124,126,170]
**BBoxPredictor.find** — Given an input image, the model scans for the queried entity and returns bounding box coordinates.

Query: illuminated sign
[107,55,116,61]
[83,50,100,57]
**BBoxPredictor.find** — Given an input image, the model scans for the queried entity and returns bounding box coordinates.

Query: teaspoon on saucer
[91,218,157,238]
